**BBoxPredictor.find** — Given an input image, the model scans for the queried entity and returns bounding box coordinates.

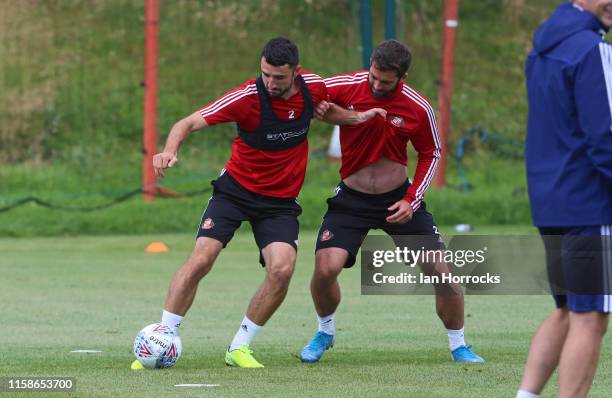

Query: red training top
[324,71,441,211]
[199,71,327,198]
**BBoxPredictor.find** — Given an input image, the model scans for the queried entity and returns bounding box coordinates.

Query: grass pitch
[2,228,611,397]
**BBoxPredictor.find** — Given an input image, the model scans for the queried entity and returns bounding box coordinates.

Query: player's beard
[267,73,295,98]
[268,85,291,98]
[369,82,396,99]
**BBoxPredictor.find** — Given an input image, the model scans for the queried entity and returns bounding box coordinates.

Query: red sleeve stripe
[402,85,441,149]
[302,73,323,80]
[325,76,368,88]
[325,71,368,79]
[323,71,368,85]
[303,77,324,84]
[414,154,439,203]
[200,84,257,118]
[324,72,368,83]
[404,109,439,202]
[302,73,324,84]
[401,85,441,203]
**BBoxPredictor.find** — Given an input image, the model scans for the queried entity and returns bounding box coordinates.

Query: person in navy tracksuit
[518,1,612,398]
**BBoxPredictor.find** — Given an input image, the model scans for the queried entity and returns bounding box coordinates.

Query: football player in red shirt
[299,40,484,364]
[145,38,384,368]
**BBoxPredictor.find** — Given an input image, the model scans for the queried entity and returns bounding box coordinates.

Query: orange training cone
[145,241,169,253]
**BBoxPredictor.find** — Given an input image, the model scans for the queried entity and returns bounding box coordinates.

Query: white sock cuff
[161,310,184,332]
[242,316,262,331]
[447,327,464,335]
[317,312,336,323]
[516,390,540,398]
[447,327,466,351]
[229,316,263,351]
[317,312,336,335]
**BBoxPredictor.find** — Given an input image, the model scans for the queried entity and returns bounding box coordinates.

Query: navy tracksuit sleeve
[575,42,612,184]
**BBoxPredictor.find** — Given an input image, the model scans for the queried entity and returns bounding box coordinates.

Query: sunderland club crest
[390,115,404,127]
[320,230,334,242]
[202,218,215,230]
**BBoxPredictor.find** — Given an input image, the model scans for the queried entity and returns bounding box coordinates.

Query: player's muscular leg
[558,311,608,398]
[420,260,464,330]
[312,248,349,316]
[246,242,296,325]
[165,237,224,315]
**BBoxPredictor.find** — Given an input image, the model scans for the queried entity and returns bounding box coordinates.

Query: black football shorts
[315,180,443,268]
[539,225,612,313]
[196,170,302,266]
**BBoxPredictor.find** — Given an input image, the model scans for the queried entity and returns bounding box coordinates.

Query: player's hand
[153,152,178,178]
[358,107,387,123]
[315,100,332,120]
[386,199,413,224]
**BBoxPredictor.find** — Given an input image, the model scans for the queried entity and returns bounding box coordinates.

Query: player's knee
[267,261,295,286]
[572,312,609,336]
[314,253,343,280]
[589,314,609,336]
[316,264,341,281]
[184,252,215,279]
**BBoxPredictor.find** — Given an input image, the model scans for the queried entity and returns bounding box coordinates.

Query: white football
[133,323,182,369]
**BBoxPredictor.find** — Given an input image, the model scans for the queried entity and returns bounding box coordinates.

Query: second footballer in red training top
[299,39,485,365]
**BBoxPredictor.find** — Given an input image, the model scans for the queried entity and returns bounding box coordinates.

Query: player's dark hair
[261,37,299,68]
[371,40,412,77]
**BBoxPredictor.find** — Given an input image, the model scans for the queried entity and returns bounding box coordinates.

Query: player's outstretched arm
[315,101,387,125]
[153,111,208,178]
